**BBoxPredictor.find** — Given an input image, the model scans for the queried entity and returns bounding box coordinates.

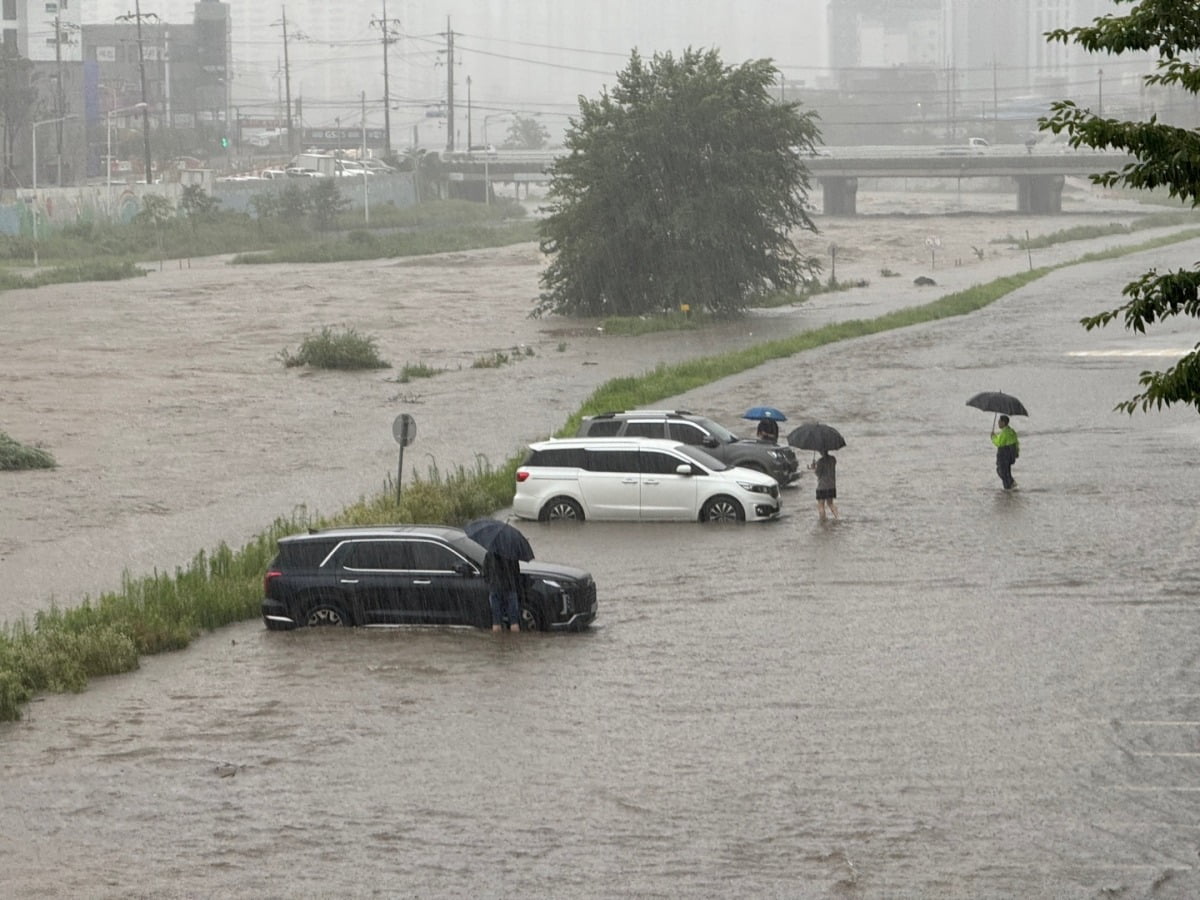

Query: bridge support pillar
[1015,174,1065,214]
[820,177,858,215]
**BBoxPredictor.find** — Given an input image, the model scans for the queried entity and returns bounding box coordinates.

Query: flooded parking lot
[4,243,1200,898]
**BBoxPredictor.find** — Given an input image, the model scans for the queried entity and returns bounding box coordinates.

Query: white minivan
[512,437,781,523]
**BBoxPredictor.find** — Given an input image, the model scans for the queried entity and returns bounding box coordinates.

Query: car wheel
[517,604,544,632]
[539,496,584,522]
[304,603,350,627]
[701,495,745,523]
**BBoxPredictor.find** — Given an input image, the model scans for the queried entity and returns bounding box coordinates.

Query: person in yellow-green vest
[991,415,1020,490]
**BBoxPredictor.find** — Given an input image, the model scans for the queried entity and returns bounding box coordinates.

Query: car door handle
[340,578,359,584]
[643,478,659,485]
[413,579,432,585]
[622,478,639,484]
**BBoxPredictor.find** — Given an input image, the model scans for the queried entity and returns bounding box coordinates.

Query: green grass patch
[232,221,537,266]
[3,223,1199,721]
[393,362,443,383]
[279,326,391,370]
[471,350,511,368]
[0,199,531,274]
[0,259,146,290]
[0,431,57,470]
[1000,209,1200,251]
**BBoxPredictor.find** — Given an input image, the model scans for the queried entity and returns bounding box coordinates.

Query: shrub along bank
[2,227,1198,721]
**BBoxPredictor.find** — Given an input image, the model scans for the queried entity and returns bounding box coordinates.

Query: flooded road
[4,245,1200,898]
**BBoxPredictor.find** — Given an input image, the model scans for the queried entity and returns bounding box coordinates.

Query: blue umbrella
[741,406,788,422]
[464,518,535,561]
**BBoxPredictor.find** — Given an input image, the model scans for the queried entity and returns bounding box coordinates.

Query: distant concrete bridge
[439,145,1138,215]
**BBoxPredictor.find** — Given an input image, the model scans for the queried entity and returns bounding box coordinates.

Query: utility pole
[466,75,472,150]
[116,1,158,184]
[444,17,454,153]
[369,0,399,156]
[272,7,296,156]
[52,15,65,185]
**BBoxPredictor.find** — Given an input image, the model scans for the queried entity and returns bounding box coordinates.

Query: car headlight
[768,449,787,460]
[542,579,562,589]
[737,481,773,494]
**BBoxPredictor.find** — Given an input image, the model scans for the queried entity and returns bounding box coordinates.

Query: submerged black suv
[261,525,597,632]
[577,409,800,486]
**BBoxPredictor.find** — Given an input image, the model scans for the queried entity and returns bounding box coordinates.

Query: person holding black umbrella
[484,550,522,632]
[466,518,534,633]
[991,415,1020,490]
[810,450,839,521]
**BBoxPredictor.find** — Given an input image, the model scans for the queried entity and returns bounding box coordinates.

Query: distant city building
[3,0,82,61]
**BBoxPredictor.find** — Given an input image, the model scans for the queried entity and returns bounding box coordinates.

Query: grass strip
[2,227,1197,721]
[231,221,537,265]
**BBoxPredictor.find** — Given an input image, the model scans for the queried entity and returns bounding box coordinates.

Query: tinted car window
[339,540,412,570]
[407,541,465,571]
[277,539,339,569]
[641,450,685,475]
[586,449,641,473]
[625,421,663,439]
[668,421,709,444]
[584,419,622,437]
[527,447,588,468]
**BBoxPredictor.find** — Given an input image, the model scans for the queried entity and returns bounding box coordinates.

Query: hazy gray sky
[89,1,829,137]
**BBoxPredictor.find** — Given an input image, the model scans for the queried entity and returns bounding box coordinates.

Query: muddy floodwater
[4,231,1200,897]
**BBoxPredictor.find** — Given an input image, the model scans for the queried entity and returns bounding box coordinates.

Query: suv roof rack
[593,409,693,417]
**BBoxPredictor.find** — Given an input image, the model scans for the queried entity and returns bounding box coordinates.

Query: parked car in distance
[513,437,782,523]
[261,525,597,632]
[937,137,990,156]
[577,409,800,486]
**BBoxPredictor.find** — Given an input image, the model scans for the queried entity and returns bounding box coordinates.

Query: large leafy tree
[1043,0,1200,414]
[535,48,820,318]
[501,115,549,150]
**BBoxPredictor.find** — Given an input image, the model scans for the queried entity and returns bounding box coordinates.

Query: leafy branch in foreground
[1043,1,1200,413]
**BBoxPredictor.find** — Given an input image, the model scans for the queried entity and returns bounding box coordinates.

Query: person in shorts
[811,450,838,521]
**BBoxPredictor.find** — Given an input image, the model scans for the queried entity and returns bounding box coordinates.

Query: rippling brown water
[4,246,1200,898]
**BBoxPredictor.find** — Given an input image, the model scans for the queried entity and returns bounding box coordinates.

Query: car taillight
[516,470,530,482]
[263,569,282,593]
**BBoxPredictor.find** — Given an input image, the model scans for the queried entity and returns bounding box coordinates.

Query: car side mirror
[702,437,718,448]
[454,563,475,576]
[675,464,694,476]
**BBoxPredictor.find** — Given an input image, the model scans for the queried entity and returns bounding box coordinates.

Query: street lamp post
[483,111,512,147]
[107,102,147,220]
[31,113,78,267]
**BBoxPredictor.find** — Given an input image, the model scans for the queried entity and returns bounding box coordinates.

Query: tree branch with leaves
[1042,0,1200,414]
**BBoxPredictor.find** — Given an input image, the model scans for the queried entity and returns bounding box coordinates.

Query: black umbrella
[966,391,1028,417]
[786,422,846,454]
[464,517,535,561]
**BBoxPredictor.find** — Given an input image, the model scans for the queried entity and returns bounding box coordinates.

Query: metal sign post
[392,413,417,502]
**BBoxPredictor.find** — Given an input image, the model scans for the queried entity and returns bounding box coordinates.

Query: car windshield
[676,444,728,471]
[695,417,738,444]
